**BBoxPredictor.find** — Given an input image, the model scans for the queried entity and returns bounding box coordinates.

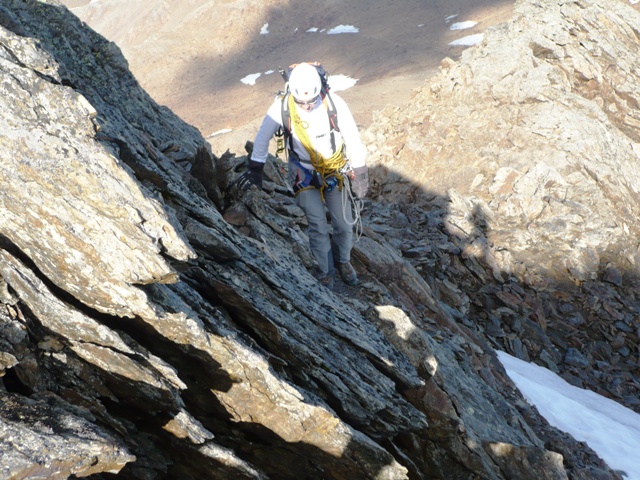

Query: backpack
[276,62,340,155]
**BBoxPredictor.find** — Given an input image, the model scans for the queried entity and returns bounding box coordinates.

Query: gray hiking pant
[289,162,354,276]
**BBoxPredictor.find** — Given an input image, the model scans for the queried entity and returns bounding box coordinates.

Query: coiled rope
[288,95,346,176]
[341,176,364,241]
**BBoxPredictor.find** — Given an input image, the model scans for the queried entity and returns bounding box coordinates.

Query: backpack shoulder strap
[280,92,292,145]
[323,91,340,133]
[322,92,341,152]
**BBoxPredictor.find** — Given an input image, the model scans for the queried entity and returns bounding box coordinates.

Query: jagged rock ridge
[0,1,635,480]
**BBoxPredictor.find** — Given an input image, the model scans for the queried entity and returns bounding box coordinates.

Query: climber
[237,62,369,288]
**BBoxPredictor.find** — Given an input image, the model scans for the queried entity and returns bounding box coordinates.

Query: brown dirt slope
[61,0,515,155]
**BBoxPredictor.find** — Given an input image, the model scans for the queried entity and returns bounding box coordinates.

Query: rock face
[364,0,640,417]
[0,1,634,480]
[366,0,640,285]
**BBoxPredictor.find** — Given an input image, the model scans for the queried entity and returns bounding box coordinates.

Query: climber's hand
[236,160,265,191]
[350,165,369,199]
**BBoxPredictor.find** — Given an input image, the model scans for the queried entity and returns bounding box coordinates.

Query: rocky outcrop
[0,1,634,480]
[365,0,640,429]
[366,0,640,285]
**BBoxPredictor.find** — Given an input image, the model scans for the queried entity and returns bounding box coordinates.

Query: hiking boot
[337,262,358,286]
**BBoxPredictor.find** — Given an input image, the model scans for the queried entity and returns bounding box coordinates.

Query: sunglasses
[293,95,320,106]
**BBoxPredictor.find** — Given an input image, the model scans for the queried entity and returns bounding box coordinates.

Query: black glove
[236,159,265,191]
[350,165,369,199]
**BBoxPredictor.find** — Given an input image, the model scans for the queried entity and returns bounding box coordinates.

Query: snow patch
[498,351,640,480]
[450,21,477,30]
[240,73,261,85]
[207,129,233,138]
[328,75,358,92]
[327,25,359,34]
[449,33,483,46]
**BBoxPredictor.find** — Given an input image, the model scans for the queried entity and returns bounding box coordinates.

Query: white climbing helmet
[288,63,322,102]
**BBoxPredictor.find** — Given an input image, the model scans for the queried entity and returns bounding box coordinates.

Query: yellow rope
[288,94,346,179]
